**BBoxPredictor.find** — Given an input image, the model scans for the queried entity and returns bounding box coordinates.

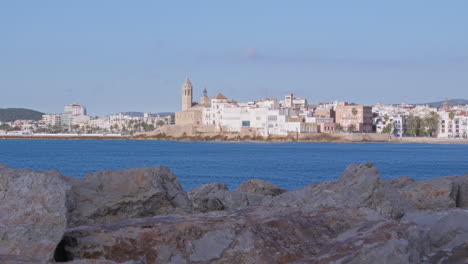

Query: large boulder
[68,166,191,227]
[402,209,468,263]
[445,174,468,207]
[60,206,425,264]
[188,182,229,212]
[387,176,416,189]
[265,162,414,219]
[0,166,72,262]
[236,179,286,196]
[188,182,264,213]
[400,177,458,210]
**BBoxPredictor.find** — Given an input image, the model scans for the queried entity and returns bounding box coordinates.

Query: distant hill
[415,99,468,108]
[120,112,174,117]
[0,108,44,122]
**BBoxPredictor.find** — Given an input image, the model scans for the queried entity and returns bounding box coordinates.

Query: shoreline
[1,133,468,143]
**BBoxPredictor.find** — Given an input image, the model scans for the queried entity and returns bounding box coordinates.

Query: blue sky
[1,1,467,115]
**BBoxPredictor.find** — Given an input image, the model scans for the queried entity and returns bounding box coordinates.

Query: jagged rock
[61,207,425,264]
[188,182,228,212]
[188,182,264,213]
[236,179,286,196]
[445,174,468,207]
[400,177,458,210]
[68,166,191,227]
[0,166,72,262]
[387,176,416,189]
[402,209,468,263]
[265,163,414,219]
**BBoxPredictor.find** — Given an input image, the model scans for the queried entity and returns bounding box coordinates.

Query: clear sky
[1,1,467,115]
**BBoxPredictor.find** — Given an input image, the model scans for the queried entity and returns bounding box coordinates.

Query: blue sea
[0,140,467,191]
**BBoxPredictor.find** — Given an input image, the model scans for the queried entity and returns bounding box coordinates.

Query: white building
[203,96,313,136]
[64,104,87,115]
[374,114,406,137]
[438,111,468,139]
[42,114,61,127]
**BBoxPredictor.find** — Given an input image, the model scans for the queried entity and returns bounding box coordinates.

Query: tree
[335,123,343,132]
[0,123,12,131]
[449,112,455,120]
[352,108,358,117]
[156,120,165,127]
[405,115,420,137]
[421,111,439,137]
[384,114,389,122]
[382,123,393,133]
[348,124,356,132]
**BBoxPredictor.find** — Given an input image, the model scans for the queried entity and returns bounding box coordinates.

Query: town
[1,77,467,139]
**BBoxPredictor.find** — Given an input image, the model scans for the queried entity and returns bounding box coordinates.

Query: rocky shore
[1,163,468,263]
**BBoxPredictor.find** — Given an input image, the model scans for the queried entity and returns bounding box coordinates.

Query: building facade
[335,105,373,132]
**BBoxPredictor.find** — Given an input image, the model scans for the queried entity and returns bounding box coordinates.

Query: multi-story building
[374,114,406,137]
[64,104,87,116]
[438,111,468,139]
[42,114,61,127]
[335,105,373,132]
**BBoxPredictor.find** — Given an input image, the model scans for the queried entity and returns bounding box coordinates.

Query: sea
[0,140,467,191]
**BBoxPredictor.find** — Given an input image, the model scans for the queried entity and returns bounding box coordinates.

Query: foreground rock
[60,207,424,264]
[190,163,413,219]
[3,163,468,264]
[387,176,416,189]
[400,177,459,210]
[0,166,72,261]
[403,209,468,263]
[264,162,414,219]
[68,166,191,227]
[236,179,286,196]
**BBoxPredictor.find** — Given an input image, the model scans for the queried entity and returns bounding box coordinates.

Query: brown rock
[237,179,286,196]
[266,163,414,219]
[68,166,191,227]
[400,177,458,210]
[60,207,425,264]
[0,166,72,262]
[387,176,416,189]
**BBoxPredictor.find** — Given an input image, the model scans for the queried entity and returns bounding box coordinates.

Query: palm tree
[405,115,420,137]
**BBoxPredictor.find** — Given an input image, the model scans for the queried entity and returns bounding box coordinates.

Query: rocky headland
[1,163,468,263]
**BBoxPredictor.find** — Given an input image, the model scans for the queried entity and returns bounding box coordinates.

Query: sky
[1,1,467,116]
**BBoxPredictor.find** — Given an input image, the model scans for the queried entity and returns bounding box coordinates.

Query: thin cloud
[238,47,468,68]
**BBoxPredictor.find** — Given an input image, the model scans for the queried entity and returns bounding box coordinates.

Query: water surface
[1,140,467,190]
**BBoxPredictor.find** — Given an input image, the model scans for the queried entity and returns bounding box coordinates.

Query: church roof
[212,93,227,99]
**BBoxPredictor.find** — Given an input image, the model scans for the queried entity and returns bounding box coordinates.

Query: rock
[237,179,286,196]
[403,209,468,263]
[60,206,425,264]
[188,182,228,212]
[188,182,264,213]
[400,177,458,210]
[68,166,191,227]
[403,209,468,249]
[445,174,468,207]
[387,176,416,189]
[266,163,414,219]
[0,166,72,262]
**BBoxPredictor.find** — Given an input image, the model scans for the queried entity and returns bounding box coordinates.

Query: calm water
[0,140,467,191]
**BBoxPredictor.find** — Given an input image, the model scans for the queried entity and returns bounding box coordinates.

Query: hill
[416,99,468,108]
[0,108,44,122]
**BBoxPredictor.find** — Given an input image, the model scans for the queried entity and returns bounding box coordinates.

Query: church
[175,77,211,125]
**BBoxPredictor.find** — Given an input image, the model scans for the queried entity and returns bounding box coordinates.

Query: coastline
[2,132,468,143]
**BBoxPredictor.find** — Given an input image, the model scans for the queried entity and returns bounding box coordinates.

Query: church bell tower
[182,77,193,111]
